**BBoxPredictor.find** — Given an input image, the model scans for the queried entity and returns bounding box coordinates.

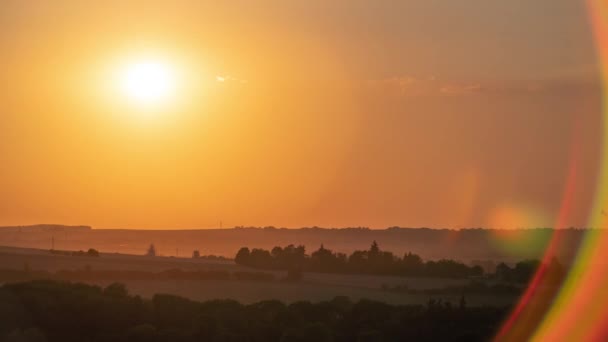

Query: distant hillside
[0,224,92,232]
[0,226,584,263]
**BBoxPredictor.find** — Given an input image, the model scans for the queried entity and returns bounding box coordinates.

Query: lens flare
[495,1,608,340]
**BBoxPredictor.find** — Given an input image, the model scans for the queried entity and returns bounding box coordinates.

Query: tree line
[50,248,100,257]
[494,258,564,284]
[0,280,508,341]
[235,241,484,279]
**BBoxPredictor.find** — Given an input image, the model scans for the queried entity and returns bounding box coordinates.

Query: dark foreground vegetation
[0,280,509,342]
[382,280,523,296]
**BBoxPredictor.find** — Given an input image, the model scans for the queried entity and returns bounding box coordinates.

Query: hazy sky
[0,0,602,229]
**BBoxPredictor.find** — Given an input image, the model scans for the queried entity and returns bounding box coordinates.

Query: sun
[119,59,177,107]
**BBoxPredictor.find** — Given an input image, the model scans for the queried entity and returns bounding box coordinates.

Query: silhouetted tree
[495,262,512,281]
[513,260,540,283]
[235,247,250,265]
[86,248,99,257]
[249,248,273,268]
[235,242,484,278]
[494,260,541,283]
[271,246,283,259]
[402,252,424,275]
[370,240,380,256]
[104,283,128,298]
[192,250,200,258]
[146,244,156,257]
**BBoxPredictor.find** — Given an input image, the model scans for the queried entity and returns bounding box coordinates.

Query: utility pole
[220,220,223,229]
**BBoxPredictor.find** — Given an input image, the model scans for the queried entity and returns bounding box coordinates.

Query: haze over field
[0,225,583,263]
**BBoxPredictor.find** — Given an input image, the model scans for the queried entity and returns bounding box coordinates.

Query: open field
[0,245,519,306]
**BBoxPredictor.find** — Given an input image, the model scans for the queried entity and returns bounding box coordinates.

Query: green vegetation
[0,280,509,341]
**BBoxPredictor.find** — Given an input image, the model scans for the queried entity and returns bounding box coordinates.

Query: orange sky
[0,0,603,229]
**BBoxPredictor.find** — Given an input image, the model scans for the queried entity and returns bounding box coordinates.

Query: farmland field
[0,245,518,306]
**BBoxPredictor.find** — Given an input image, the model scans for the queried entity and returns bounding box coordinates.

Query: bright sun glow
[119,59,177,107]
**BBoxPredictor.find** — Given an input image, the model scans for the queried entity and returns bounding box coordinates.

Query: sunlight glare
[119,59,177,108]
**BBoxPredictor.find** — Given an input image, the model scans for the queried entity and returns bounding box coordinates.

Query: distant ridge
[0,224,92,232]
[0,224,584,262]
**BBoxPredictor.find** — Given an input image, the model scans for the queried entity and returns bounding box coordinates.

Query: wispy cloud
[216,75,248,84]
[367,76,482,97]
[439,83,483,96]
[366,75,599,97]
